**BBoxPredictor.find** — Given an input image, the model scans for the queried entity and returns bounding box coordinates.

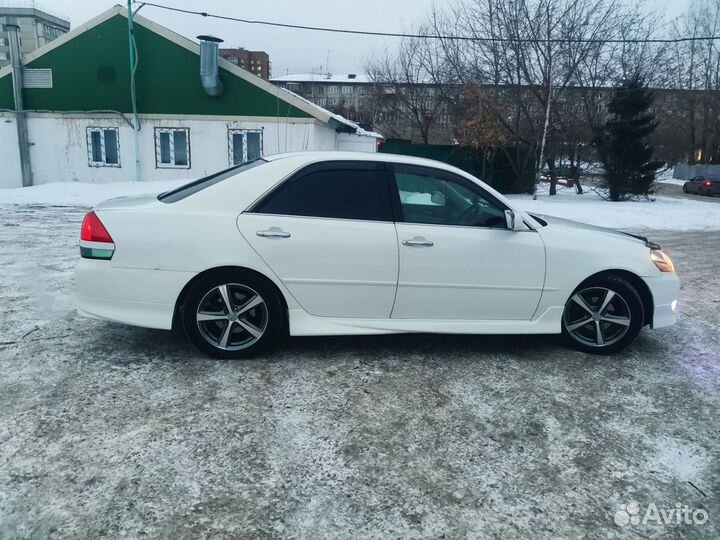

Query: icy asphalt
[0,204,718,540]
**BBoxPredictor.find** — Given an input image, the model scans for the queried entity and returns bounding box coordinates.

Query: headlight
[651,249,675,273]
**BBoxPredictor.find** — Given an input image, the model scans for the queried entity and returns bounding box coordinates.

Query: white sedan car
[76,152,679,358]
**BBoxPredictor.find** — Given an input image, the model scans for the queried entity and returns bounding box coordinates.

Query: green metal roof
[0,7,342,125]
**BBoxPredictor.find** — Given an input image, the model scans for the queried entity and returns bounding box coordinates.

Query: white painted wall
[0,113,377,186]
[0,117,22,189]
[336,132,379,153]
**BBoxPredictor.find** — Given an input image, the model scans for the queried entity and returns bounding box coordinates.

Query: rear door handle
[256,228,291,238]
[402,237,433,247]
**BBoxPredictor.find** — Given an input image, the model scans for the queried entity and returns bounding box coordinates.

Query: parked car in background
[75,152,679,358]
[683,175,720,196]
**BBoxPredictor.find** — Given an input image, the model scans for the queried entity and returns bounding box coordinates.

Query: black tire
[182,269,285,359]
[561,275,644,355]
[682,184,688,193]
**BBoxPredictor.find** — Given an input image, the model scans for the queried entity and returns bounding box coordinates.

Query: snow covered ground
[509,188,720,230]
[655,168,686,186]
[0,179,186,207]
[1,176,718,230]
[1,209,719,539]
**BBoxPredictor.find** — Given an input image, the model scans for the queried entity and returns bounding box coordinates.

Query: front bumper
[75,259,195,330]
[643,272,680,329]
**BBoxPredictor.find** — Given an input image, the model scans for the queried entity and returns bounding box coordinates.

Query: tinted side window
[253,164,392,221]
[393,166,507,228]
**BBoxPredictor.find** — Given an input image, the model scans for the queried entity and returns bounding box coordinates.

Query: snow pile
[656,168,686,186]
[0,179,187,207]
[509,189,720,230]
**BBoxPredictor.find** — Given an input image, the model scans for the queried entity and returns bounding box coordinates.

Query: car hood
[528,213,659,248]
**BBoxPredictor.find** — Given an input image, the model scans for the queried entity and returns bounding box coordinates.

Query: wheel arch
[172,266,289,331]
[571,269,654,326]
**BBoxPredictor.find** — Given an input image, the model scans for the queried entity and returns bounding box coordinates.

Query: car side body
[683,175,720,196]
[76,152,679,355]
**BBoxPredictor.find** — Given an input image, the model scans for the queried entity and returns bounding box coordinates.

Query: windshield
[158,159,267,203]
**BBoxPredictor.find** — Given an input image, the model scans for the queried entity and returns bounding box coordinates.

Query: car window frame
[247,160,395,223]
[387,163,512,230]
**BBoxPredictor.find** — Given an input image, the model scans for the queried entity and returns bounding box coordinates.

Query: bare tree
[428,0,666,194]
[365,32,449,144]
[665,0,720,163]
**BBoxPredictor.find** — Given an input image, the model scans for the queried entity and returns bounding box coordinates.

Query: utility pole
[534,4,553,200]
[6,23,33,187]
[127,0,142,181]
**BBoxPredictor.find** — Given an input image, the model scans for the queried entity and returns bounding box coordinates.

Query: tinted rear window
[252,163,392,221]
[158,159,266,203]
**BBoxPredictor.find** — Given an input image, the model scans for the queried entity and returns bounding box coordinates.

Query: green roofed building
[0,6,380,188]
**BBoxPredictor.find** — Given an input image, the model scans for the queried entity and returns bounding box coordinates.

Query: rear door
[236,161,399,318]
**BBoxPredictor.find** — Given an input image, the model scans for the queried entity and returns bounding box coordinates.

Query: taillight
[79,211,115,260]
[705,181,712,186]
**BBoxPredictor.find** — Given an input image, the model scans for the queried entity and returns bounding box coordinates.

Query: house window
[228,56,238,65]
[42,24,63,39]
[86,127,120,167]
[342,85,353,94]
[327,85,338,94]
[357,85,367,95]
[228,129,263,165]
[155,128,190,168]
[0,52,8,61]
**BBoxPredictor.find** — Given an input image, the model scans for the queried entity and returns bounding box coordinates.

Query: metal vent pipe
[197,35,224,96]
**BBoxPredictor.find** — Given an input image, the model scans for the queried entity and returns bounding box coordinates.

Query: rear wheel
[682,184,688,193]
[562,275,644,354]
[182,270,284,359]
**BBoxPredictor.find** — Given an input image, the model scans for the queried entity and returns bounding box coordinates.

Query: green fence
[379,142,535,194]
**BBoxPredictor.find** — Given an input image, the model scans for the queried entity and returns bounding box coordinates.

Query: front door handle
[257,227,291,239]
[402,237,433,247]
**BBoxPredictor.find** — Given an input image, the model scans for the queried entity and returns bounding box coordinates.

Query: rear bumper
[75,259,195,330]
[643,272,680,329]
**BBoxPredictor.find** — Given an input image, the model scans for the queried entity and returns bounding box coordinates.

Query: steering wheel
[458,204,504,228]
[457,204,480,226]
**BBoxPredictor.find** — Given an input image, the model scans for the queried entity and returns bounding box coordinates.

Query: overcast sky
[44,0,690,77]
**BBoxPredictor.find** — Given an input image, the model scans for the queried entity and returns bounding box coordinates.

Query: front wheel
[562,276,644,354]
[182,270,285,359]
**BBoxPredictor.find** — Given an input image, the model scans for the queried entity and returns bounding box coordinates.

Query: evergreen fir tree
[593,76,664,201]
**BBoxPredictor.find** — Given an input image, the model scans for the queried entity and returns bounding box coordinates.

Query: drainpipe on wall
[127,0,142,182]
[6,24,33,187]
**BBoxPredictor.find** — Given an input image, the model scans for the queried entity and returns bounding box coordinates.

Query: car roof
[265,151,460,169]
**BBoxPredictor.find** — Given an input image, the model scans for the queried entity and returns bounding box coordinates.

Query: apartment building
[0,3,69,66]
[219,47,271,79]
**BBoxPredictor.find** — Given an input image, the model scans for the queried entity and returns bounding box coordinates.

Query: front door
[389,164,546,320]
[236,161,398,319]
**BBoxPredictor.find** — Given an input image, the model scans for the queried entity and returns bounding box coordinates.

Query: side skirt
[288,307,564,337]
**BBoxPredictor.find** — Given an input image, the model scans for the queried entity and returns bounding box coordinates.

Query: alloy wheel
[563,287,632,348]
[196,283,268,350]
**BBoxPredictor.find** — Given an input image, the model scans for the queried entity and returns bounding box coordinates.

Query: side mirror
[505,209,524,231]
